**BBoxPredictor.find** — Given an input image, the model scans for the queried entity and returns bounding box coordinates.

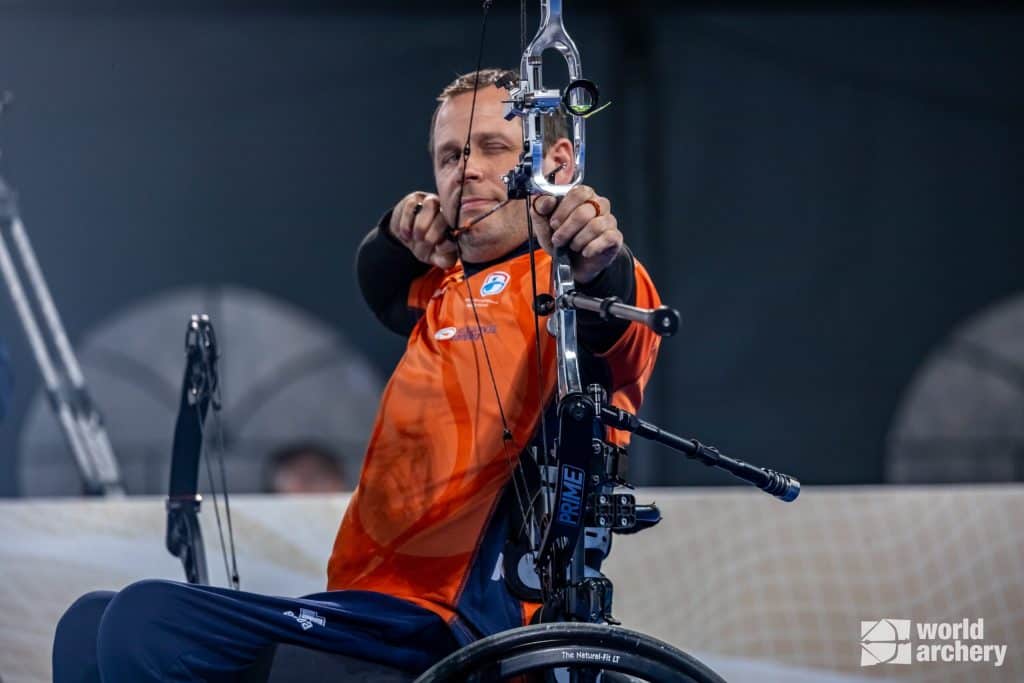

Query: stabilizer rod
[561,292,679,337]
[600,405,800,502]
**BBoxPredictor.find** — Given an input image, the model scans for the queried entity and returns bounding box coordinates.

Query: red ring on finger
[584,198,603,217]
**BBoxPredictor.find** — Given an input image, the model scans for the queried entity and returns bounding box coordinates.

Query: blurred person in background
[263,441,347,494]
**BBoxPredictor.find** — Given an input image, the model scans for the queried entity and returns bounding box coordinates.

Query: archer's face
[432,87,526,259]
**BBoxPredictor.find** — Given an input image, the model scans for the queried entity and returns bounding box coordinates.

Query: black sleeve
[355,210,432,337]
[575,245,637,354]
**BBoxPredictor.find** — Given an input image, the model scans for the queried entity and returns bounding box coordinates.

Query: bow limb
[165,315,215,586]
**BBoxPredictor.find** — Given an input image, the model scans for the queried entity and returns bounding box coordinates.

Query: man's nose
[459,154,486,184]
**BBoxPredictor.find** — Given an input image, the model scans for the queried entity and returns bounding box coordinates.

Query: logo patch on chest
[480,271,510,297]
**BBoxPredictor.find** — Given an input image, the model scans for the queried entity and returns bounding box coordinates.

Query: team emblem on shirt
[480,271,510,297]
[435,326,457,340]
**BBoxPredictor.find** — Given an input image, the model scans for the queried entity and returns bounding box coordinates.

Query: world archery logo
[861,619,912,665]
[480,271,510,297]
[859,618,1008,668]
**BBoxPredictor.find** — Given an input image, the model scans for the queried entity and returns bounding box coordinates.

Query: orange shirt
[328,247,661,633]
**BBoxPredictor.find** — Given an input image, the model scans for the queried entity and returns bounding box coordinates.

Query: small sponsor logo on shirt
[480,271,510,297]
[434,325,497,342]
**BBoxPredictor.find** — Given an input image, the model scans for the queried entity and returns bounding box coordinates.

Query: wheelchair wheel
[414,622,726,683]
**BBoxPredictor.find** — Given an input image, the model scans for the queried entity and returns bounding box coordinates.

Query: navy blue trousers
[52,579,461,682]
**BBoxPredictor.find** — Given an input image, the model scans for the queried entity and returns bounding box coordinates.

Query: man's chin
[457,223,500,252]
[458,226,492,247]
[458,214,497,238]
[458,222,528,262]
[457,207,495,228]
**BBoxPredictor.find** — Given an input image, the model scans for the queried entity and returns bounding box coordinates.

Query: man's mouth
[460,197,499,212]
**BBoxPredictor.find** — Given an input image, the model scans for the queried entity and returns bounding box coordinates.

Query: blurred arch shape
[887,291,1024,483]
[17,285,383,496]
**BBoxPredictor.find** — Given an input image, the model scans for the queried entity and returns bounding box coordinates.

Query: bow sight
[502,0,598,200]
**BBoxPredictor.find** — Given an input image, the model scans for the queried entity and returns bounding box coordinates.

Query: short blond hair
[428,68,569,158]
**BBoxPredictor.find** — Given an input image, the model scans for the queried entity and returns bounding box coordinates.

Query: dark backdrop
[1,4,1021,496]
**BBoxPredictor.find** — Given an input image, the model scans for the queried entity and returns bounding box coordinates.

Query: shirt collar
[461,238,540,277]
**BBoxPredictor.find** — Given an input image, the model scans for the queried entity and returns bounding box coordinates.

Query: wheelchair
[256,624,724,682]
[248,384,744,683]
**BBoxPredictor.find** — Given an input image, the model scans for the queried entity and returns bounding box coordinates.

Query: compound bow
[452,0,800,627]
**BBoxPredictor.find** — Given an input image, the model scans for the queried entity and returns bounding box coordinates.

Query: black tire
[414,623,727,683]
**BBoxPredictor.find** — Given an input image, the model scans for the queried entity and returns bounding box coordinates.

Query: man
[52,69,662,681]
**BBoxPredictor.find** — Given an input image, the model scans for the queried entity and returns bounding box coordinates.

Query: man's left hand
[530,185,622,284]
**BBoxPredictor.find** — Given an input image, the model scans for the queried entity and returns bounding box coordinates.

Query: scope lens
[561,79,599,117]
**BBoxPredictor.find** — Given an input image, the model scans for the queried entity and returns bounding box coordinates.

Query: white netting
[606,485,1024,682]
[1,486,1020,682]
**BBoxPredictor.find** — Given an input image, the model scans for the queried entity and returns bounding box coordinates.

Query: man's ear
[545,138,576,183]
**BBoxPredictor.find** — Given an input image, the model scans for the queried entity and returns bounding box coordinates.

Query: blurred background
[1,2,1022,498]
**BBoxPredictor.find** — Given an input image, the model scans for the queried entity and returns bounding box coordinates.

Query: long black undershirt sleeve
[357,206,637,349]
[575,245,637,354]
[355,210,431,336]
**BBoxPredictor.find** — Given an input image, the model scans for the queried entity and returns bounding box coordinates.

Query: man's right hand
[388,192,458,269]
